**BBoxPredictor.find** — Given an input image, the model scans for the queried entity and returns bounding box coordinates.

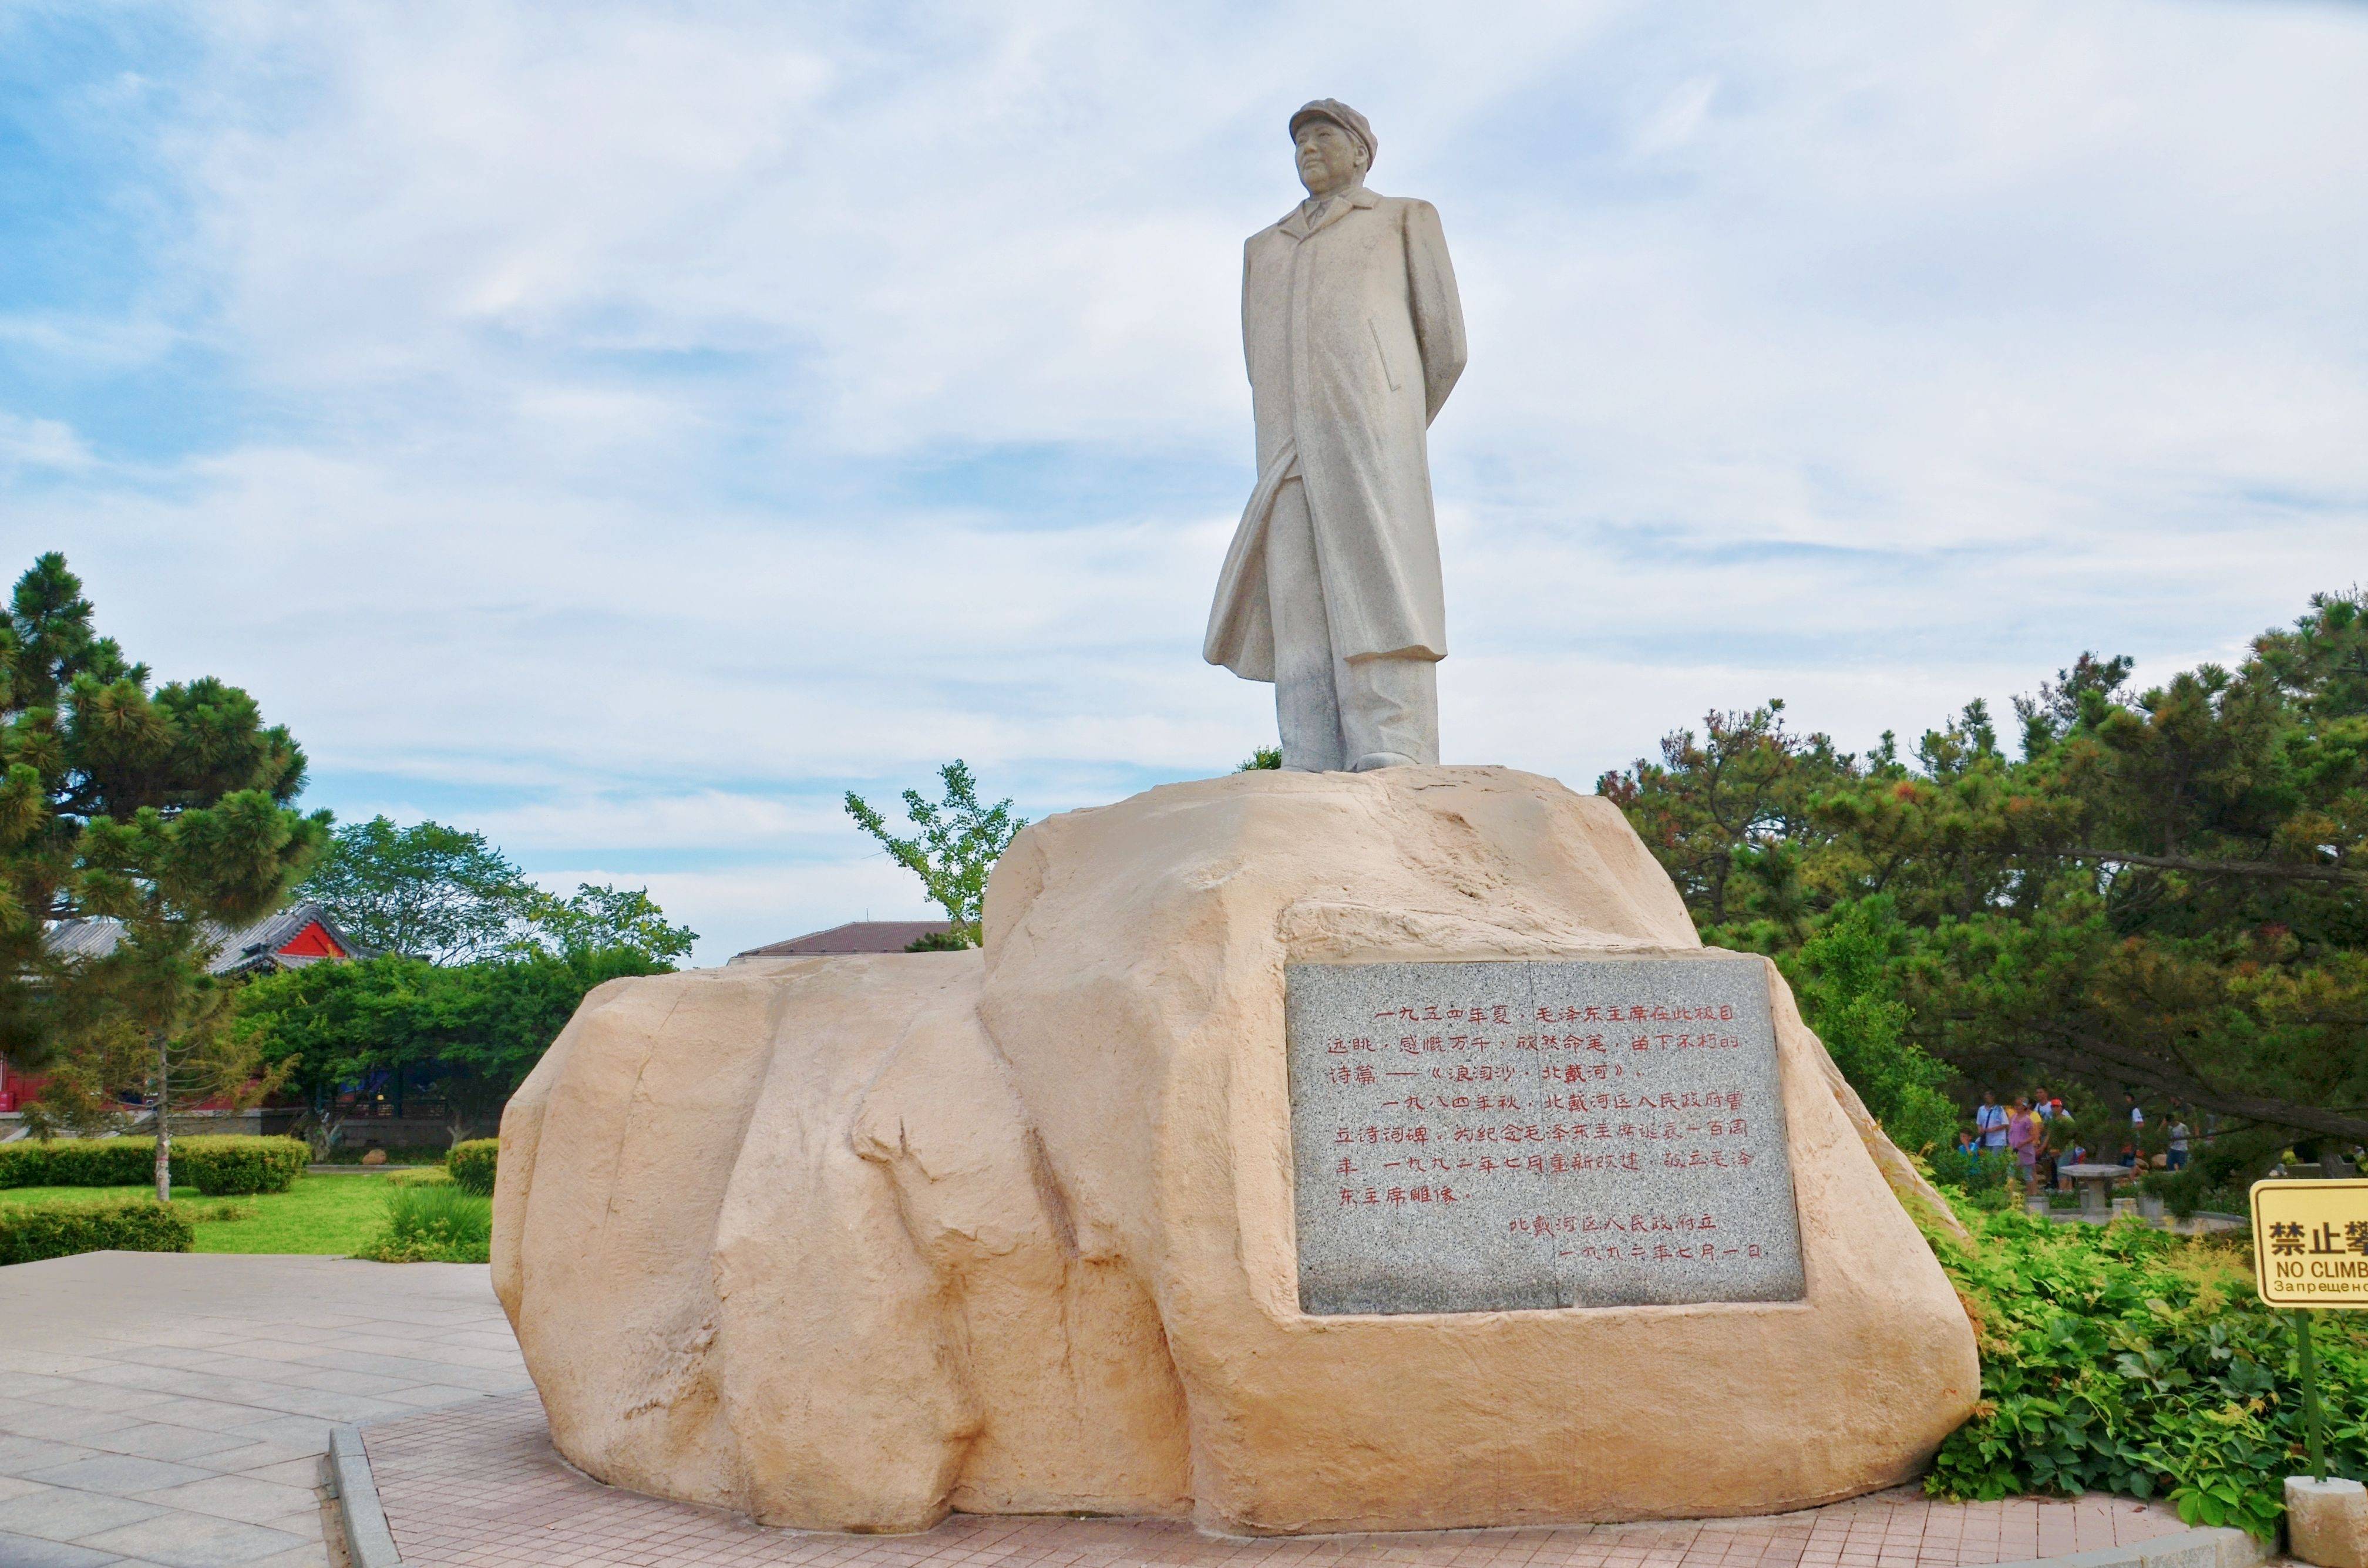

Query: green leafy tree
[301,816,534,963]
[0,554,326,1200]
[525,882,697,963]
[1603,590,2368,1176]
[304,815,696,965]
[430,948,669,1129]
[844,761,1025,948]
[230,945,672,1145]
[1778,896,1956,1156]
[1238,746,1283,771]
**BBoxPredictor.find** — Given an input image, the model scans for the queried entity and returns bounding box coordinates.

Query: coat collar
[1277,183,1377,241]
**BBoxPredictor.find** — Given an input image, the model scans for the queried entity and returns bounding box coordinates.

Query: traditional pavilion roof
[44,899,370,977]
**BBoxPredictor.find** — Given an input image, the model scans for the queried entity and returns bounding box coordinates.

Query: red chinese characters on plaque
[1285,954,1806,1314]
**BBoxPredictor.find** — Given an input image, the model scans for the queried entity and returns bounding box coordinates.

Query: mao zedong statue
[1204,98,1466,772]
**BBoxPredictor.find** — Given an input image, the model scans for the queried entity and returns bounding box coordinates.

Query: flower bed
[1924,1196,2359,1539]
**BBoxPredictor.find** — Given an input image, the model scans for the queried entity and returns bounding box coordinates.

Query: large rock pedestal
[492,767,1977,1536]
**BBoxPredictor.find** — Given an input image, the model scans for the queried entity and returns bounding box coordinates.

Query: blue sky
[5,0,2366,964]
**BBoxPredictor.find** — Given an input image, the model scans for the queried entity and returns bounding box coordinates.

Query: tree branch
[2017,1021,2368,1143]
[2058,847,2361,886]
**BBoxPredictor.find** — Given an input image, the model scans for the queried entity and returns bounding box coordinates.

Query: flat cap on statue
[1289,98,1376,166]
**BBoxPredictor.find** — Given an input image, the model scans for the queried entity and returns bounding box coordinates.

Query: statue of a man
[1204,99,1466,772]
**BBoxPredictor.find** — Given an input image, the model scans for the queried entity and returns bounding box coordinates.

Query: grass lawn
[0,1172,406,1256]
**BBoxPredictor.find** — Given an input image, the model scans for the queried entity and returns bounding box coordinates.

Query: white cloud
[0,413,93,472]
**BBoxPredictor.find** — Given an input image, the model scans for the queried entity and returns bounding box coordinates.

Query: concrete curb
[1978,1525,2265,1568]
[324,1424,405,1567]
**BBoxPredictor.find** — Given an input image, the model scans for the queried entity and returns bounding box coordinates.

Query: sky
[4,1,2365,966]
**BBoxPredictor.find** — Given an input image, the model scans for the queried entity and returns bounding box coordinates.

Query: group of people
[1958,1090,2194,1193]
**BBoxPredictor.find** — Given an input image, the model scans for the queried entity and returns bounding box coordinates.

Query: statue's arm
[1241,238,1256,383]
[1404,200,1466,425]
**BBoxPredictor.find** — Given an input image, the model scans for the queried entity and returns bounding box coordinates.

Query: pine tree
[1,554,327,1200]
[1601,588,2368,1172]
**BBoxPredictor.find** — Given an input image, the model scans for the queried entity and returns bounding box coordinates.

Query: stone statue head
[1290,99,1374,198]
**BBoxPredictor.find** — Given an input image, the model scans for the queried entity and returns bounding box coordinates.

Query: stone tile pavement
[365,1391,2202,1568]
[0,1251,2227,1568]
[0,1252,530,1568]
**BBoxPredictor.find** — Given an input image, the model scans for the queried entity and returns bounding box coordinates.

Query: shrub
[0,1135,310,1194]
[386,1167,454,1188]
[0,1136,160,1188]
[358,1184,492,1263]
[0,1197,194,1264]
[1927,1147,2017,1194]
[175,1136,309,1196]
[446,1139,499,1196]
[1921,1197,2365,1540]
[2140,1166,2211,1220]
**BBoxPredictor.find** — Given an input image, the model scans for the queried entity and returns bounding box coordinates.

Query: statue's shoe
[1347,751,1420,771]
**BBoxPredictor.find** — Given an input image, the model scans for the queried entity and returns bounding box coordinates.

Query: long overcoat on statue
[1204,186,1466,682]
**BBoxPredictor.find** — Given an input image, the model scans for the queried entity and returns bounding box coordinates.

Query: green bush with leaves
[386,1167,454,1188]
[0,1136,167,1188]
[446,1138,499,1196]
[1923,1199,2363,1539]
[174,1136,309,1196]
[1926,1147,2018,1200]
[358,1183,492,1263]
[0,1197,195,1264]
[0,1134,310,1194]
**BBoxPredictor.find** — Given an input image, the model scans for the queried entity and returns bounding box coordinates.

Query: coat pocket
[1368,319,1401,392]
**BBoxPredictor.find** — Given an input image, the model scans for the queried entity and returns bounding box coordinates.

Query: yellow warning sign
[2252,1179,2368,1308]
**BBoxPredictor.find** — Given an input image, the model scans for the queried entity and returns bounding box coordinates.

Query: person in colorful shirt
[2006,1097,2046,1185]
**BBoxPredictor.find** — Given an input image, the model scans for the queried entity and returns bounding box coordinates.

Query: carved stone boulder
[492,767,1977,1535]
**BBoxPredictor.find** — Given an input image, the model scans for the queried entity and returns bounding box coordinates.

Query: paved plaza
[1,1252,2224,1568]
[367,1395,2201,1568]
[0,1253,532,1568]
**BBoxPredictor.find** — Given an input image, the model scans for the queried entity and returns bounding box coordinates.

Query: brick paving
[0,1252,531,1568]
[368,1392,2197,1568]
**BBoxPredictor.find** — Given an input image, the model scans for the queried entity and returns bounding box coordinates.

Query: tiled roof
[732,920,956,959]
[44,900,370,975]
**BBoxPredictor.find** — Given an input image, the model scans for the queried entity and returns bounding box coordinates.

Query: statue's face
[1294,119,1364,198]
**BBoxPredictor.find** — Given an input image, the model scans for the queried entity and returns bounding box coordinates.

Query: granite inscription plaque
[1286,954,1806,1315]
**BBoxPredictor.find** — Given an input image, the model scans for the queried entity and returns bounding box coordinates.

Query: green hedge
[177,1137,308,1196]
[0,1136,159,1188]
[0,1198,194,1265]
[446,1139,499,1196]
[0,1135,309,1195]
